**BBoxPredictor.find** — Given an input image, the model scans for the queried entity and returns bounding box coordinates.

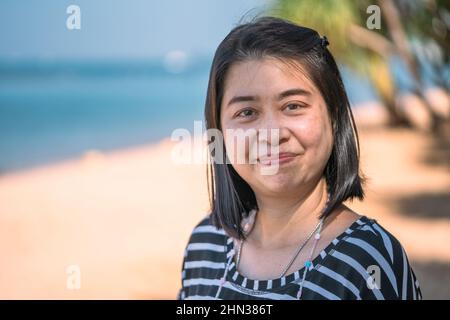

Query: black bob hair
[204,16,366,240]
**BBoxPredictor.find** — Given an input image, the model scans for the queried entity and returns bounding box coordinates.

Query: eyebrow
[226,88,311,107]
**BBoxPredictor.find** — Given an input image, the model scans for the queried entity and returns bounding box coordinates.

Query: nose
[256,111,290,147]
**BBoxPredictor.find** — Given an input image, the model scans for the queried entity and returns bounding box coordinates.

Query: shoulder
[182,213,229,257]
[328,205,404,266]
[180,214,229,278]
[343,215,406,268]
[187,213,227,241]
[330,214,421,299]
[178,214,228,299]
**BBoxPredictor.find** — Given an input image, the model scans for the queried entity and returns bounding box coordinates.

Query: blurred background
[0,0,449,299]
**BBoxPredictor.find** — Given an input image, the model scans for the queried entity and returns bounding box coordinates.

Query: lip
[258,152,299,166]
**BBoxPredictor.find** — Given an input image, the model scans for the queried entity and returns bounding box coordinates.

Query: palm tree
[377,0,448,133]
[397,0,450,92]
[271,0,412,127]
[270,0,450,132]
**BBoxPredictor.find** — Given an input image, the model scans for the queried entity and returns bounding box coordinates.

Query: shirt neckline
[224,215,371,292]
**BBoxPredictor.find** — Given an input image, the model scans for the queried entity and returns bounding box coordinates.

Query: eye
[285,103,306,111]
[235,108,257,118]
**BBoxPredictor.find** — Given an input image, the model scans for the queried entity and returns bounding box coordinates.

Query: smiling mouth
[257,153,299,166]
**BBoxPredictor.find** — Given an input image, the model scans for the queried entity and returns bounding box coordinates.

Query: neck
[250,178,329,249]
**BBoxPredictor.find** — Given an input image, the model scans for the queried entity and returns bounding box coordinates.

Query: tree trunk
[378,0,446,133]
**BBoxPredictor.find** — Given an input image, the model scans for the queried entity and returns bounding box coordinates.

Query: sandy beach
[0,98,449,299]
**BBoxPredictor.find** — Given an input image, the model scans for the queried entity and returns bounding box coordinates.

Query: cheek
[222,130,260,186]
[223,132,245,165]
[292,114,333,157]
[223,127,258,165]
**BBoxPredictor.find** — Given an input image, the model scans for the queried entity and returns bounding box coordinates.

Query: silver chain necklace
[235,196,330,279]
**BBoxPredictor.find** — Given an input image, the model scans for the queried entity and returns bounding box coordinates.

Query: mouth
[257,152,299,166]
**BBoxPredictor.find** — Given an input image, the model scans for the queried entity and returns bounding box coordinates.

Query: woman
[178,16,421,300]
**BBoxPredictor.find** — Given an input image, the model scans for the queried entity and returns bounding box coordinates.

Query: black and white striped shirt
[178,214,422,300]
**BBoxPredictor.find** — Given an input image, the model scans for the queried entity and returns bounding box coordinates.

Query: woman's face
[220,57,333,197]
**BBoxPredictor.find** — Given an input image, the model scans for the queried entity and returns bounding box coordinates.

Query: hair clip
[321,35,329,48]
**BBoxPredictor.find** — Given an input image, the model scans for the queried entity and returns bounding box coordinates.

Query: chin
[258,174,300,194]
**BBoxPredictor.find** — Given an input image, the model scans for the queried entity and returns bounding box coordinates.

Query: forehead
[223,57,318,99]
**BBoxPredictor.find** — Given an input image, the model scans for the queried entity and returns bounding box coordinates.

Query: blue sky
[0,0,270,59]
